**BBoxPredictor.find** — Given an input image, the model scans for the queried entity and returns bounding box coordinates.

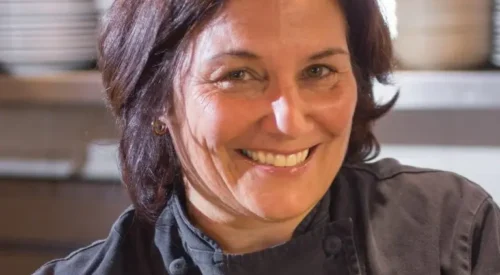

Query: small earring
[152,119,167,136]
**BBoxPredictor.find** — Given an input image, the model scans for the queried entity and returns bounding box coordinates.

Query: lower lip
[239,148,316,176]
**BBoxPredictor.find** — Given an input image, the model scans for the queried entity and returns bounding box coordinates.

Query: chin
[238,181,329,222]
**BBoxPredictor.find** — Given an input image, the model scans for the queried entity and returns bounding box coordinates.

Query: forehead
[191,0,348,58]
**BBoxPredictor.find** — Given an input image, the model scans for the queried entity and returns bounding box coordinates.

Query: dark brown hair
[98,0,398,224]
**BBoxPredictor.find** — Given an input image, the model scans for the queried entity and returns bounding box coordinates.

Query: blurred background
[0,0,499,273]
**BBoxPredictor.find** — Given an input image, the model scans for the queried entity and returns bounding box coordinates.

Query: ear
[161,85,187,129]
[158,105,180,130]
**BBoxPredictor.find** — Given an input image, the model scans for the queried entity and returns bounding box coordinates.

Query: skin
[162,0,358,254]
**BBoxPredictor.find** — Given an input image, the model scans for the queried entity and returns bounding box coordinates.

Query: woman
[35,0,500,274]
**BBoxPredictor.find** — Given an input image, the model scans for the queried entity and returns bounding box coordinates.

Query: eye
[214,68,266,94]
[303,65,334,79]
[223,69,253,81]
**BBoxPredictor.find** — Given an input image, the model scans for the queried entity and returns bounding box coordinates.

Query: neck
[184,186,314,254]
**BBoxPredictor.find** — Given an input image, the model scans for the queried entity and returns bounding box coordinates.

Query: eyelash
[219,64,337,83]
[302,64,337,79]
[220,69,257,82]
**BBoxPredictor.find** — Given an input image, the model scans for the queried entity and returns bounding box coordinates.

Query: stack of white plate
[493,0,500,67]
[395,0,492,70]
[0,0,98,76]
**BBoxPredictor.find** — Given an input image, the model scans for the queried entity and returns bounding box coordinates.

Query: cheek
[314,82,357,135]
[184,92,258,148]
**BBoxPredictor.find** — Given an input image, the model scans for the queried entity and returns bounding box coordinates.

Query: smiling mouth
[237,146,318,167]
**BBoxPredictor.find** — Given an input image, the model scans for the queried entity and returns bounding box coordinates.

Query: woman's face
[167,0,357,223]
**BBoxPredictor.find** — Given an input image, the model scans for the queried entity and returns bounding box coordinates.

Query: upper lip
[238,145,318,155]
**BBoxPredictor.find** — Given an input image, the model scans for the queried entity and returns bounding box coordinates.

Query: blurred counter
[0,178,130,274]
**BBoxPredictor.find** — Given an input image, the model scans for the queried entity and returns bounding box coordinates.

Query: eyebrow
[308,47,349,60]
[208,50,260,62]
[208,47,349,62]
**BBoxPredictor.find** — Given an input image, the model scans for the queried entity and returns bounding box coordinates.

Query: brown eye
[227,70,249,81]
[303,65,333,78]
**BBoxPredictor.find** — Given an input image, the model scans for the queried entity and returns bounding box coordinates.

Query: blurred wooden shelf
[374,70,500,110]
[0,71,104,105]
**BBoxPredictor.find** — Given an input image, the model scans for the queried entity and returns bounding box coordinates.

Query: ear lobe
[158,111,169,124]
[160,109,180,129]
[152,117,168,136]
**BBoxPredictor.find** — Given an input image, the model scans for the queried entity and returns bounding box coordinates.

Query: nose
[262,84,313,138]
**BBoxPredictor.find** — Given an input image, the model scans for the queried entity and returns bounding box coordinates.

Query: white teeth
[299,151,307,162]
[297,151,303,162]
[286,154,297,166]
[258,151,266,163]
[241,148,310,167]
[274,155,286,167]
[251,151,258,160]
[265,153,274,164]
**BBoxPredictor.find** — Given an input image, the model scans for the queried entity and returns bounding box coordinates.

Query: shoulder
[339,158,494,239]
[33,207,136,275]
[339,158,500,272]
[342,157,492,211]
